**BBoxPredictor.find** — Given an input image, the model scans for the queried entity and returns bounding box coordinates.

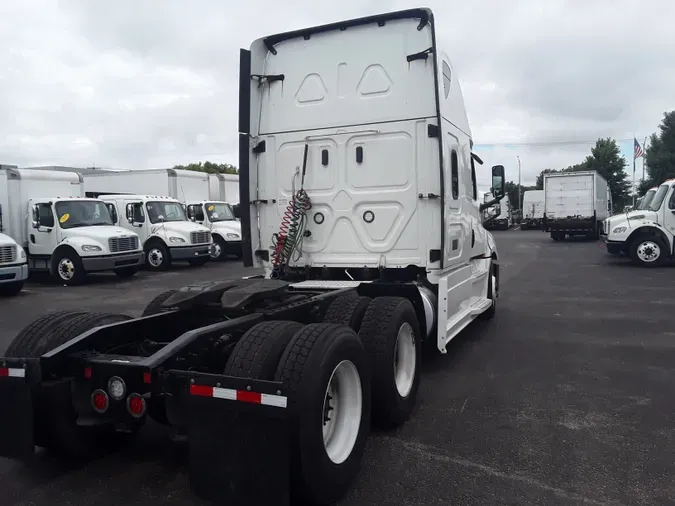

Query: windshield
[648,185,669,212]
[637,189,656,210]
[55,200,113,229]
[145,201,187,224]
[205,202,235,222]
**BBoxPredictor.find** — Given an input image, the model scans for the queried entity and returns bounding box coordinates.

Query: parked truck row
[0,9,509,506]
[0,166,242,293]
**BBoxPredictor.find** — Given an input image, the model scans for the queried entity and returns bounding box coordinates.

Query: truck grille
[191,231,211,244]
[109,236,140,253]
[0,245,16,264]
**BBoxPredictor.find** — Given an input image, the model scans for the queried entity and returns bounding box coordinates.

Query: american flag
[634,137,644,159]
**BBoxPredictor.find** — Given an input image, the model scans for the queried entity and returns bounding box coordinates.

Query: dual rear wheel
[223,294,422,505]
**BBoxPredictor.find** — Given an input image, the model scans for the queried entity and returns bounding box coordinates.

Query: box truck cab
[0,168,143,285]
[99,194,213,270]
[603,180,675,266]
[0,232,28,296]
[602,186,658,241]
[185,200,242,260]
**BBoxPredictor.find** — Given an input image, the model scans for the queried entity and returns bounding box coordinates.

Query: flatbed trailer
[0,8,505,506]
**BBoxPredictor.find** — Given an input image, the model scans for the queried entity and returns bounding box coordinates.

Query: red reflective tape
[190,384,214,397]
[0,367,25,378]
[236,390,262,404]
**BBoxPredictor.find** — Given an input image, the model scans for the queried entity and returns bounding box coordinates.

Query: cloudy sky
[1,0,673,189]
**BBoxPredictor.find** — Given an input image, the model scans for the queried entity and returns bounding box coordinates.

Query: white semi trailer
[0,168,143,285]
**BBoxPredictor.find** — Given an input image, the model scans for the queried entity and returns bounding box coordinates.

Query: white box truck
[0,232,28,296]
[91,194,213,270]
[84,169,241,264]
[0,164,29,296]
[543,170,611,241]
[0,168,143,285]
[0,9,507,506]
[521,190,545,230]
[208,173,240,204]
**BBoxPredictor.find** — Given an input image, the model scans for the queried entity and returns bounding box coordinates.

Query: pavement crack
[381,436,627,506]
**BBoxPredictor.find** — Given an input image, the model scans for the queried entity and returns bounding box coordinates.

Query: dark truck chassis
[0,276,436,506]
[543,211,600,240]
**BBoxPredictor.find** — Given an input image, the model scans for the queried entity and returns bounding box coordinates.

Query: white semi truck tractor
[0,9,506,506]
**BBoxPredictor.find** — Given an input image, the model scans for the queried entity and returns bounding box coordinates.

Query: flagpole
[642,136,647,182]
[632,134,636,207]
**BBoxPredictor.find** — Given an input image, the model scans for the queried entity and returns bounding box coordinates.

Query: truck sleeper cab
[99,194,213,270]
[0,9,506,506]
[185,200,242,260]
[603,180,675,266]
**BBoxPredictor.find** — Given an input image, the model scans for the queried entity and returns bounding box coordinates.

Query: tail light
[91,389,109,413]
[127,393,146,418]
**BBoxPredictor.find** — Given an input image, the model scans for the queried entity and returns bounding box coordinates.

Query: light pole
[517,155,522,218]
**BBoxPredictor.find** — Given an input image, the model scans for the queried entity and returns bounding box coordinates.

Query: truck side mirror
[491,165,505,198]
[31,205,40,229]
[187,206,196,222]
[125,203,135,224]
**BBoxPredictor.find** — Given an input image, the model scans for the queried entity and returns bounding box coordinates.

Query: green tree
[173,161,238,174]
[641,110,675,192]
[535,138,630,207]
[580,138,630,208]
[504,182,537,210]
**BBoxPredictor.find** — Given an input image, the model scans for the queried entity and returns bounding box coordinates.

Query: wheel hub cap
[322,360,362,465]
[637,241,660,262]
[149,249,163,267]
[393,322,416,398]
[58,259,75,280]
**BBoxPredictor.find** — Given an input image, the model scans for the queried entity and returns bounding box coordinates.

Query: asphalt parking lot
[1,230,675,506]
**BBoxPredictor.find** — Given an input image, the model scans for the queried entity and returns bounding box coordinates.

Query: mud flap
[167,370,291,506]
[0,359,39,461]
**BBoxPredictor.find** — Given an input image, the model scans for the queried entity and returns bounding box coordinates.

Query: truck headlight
[227,233,240,239]
[612,226,627,234]
[169,236,185,243]
[81,245,102,252]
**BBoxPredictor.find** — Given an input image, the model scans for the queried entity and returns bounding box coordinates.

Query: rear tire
[275,323,371,506]
[142,289,178,317]
[323,295,372,332]
[4,311,88,357]
[358,297,422,429]
[224,320,304,380]
[7,311,136,459]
